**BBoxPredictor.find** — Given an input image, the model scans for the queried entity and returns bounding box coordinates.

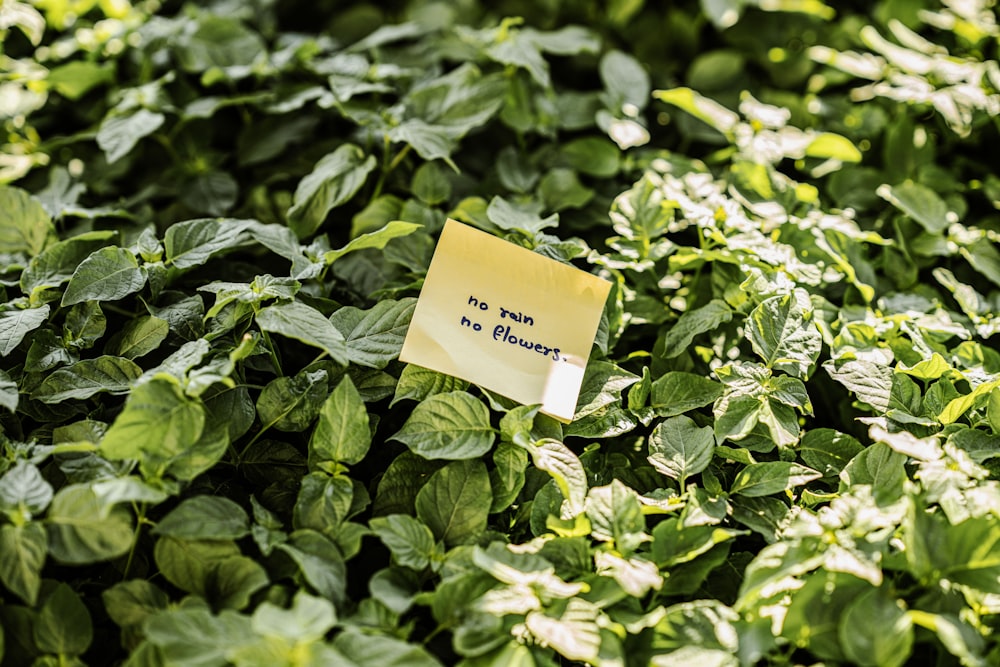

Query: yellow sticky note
[399,219,611,422]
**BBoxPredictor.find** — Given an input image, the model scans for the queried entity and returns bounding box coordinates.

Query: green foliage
[2,0,1000,665]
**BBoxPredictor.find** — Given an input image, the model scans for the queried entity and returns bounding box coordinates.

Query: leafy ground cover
[2,0,1000,664]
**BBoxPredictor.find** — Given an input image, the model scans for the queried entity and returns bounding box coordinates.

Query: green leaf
[257,369,329,433]
[45,485,134,564]
[293,472,354,533]
[558,136,621,178]
[177,15,263,75]
[47,61,115,100]
[782,571,869,662]
[962,238,1000,289]
[144,608,254,666]
[730,462,821,497]
[574,360,641,419]
[824,360,894,413]
[415,459,491,546]
[648,416,715,486]
[97,109,166,164]
[276,529,347,604]
[524,599,602,664]
[412,163,452,205]
[0,523,46,605]
[652,518,744,567]
[805,133,863,162]
[153,496,250,540]
[32,355,142,403]
[877,181,951,234]
[257,301,349,365]
[102,580,170,630]
[0,305,50,356]
[100,377,206,461]
[0,460,53,516]
[251,591,336,642]
[600,50,650,110]
[333,629,444,667]
[838,587,913,667]
[656,300,733,359]
[324,221,422,264]
[287,144,377,239]
[909,508,1000,593]
[34,583,93,656]
[653,87,740,136]
[310,376,371,468]
[839,443,907,503]
[391,391,495,460]
[372,452,440,516]
[0,369,16,412]
[0,185,55,257]
[20,230,116,295]
[329,298,416,369]
[490,442,529,513]
[909,611,986,667]
[799,429,863,477]
[388,120,456,164]
[586,479,647,553]
[391,365,469,406]
[370,514,437,570]
[61,246,145,306]
[895,352,951,381]
[165,218,253,269]
[649,372,725,418]
[745,291,822,378]
[939,379,1000,425]
[526,438,589,518]
[110,315,169,359]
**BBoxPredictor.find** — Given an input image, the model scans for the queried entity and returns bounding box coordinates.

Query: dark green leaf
[0,369,16,412]
[391,365,469,406]
[34,583,92,656]
[165,218,253,269]
[0,304,50,356]
[324,221,422,265]
[20,230,116,295]
[648,415,715,485]
[61,246,145,306]
[745,291,822,378]
[46,485,133,564]
[415,459,491,546]
[0,523,46,605]
[276,530,347,604]
[310,376,371,468]
[0,185,55,257]
[329,298,416,368]
[257,369,328,433]
[100,377,206,460]
[257,301,349,365]
[97,109,165,164]
[799,429,863,477]
[369,514,437,570]
[730,462,821,497]
[650,372,725,417]
[153,496,250,540]
[878,181,950,234]
[656,300,733,359]
[33,355,142,403]
[110,315,169,359]
[838,587,913,667]
[287,144,377,239]
[391,391,495,460]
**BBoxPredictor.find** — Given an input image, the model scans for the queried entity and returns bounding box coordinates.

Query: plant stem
[122,503,148,581]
